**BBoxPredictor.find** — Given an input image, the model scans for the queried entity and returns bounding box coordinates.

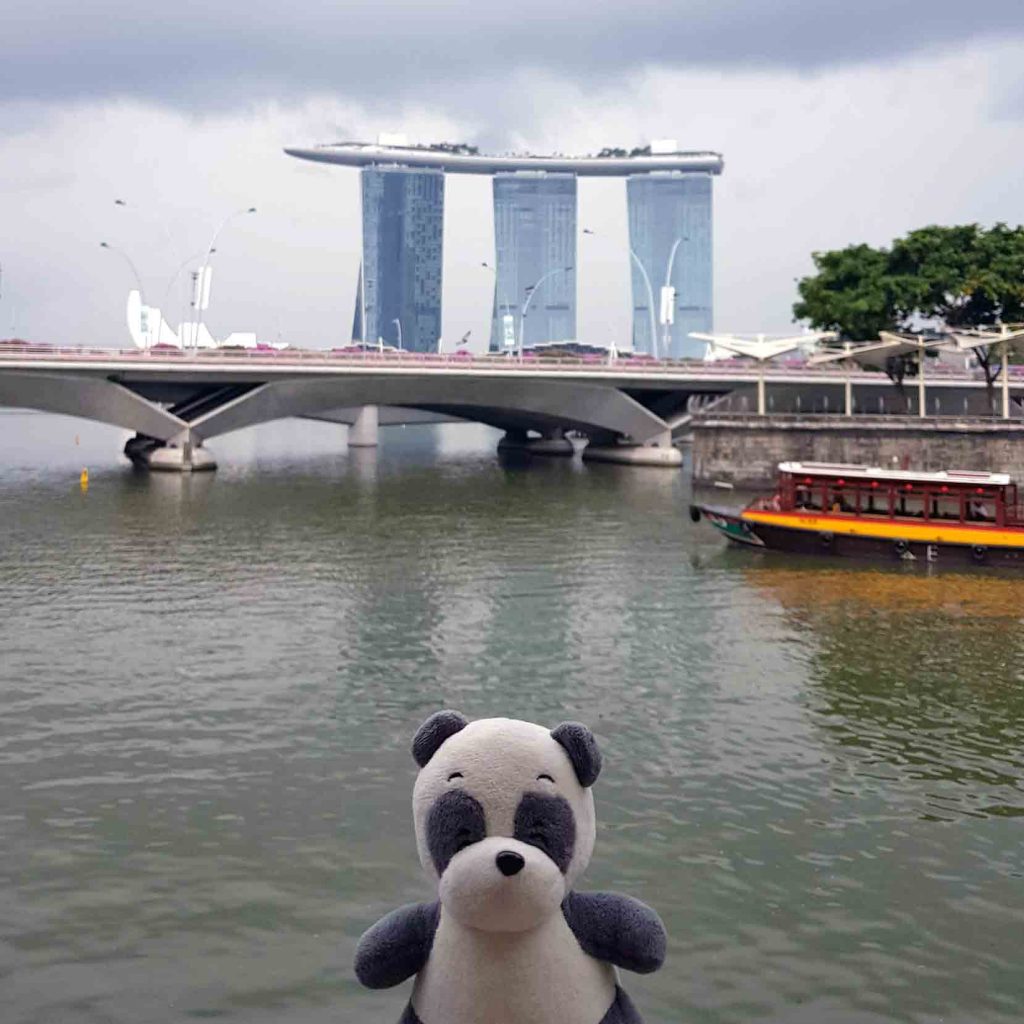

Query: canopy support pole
[1001,339,1010,420]
[917,348,926,419]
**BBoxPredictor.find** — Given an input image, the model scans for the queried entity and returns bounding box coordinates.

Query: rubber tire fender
[689,505,702,523]
[971,544,987,564]
[894,539,910,558]
[819,531,834,549]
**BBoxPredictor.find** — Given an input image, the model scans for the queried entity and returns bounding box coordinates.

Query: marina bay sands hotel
[285,138,724,358]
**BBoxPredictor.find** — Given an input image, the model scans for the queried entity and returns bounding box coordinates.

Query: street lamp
[159,247,216,346]
[520,266,573,360]
[100,242,149,348]
[582,228,658,359]
[661,236,685,358]
[482,261,515,353]
[192,206,257,349]
[392,317,403,351]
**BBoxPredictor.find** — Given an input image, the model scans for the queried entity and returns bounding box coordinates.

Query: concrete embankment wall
[692,415,1024,487]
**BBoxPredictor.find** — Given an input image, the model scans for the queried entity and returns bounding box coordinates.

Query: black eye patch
[513,792,575,873]
[427,789,486,875]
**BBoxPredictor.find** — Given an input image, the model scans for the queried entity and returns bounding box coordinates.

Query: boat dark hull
[690,504,1024,568]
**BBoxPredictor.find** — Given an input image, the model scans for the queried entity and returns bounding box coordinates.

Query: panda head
[411,712,601,933]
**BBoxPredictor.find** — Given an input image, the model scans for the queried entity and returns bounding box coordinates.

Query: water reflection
[1,420,1023,1024]
[746,563,1024,819]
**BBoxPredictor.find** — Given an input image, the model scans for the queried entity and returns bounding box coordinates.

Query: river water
[0,414,1022,1024]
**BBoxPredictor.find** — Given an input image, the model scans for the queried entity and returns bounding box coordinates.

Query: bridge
[0,345,1018,471]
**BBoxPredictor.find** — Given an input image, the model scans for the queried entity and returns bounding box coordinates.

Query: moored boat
[690,462,1024,567]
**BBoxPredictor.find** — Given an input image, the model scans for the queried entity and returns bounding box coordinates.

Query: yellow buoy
[80,468,89,489]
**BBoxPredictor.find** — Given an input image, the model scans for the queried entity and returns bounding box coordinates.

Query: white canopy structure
[808,332,958,418]
[944,325,1024,419]
[691,331,836,414]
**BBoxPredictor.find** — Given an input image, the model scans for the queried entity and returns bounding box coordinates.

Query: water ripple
[0,421,1022,1023]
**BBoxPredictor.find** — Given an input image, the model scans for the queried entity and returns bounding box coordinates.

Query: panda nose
[496,851,525,877]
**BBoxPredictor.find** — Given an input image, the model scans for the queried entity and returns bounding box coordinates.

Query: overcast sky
[3,1,1024,349]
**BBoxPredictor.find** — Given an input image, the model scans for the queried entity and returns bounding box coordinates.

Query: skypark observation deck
[0,343,1016,472]
[283,143,725,177]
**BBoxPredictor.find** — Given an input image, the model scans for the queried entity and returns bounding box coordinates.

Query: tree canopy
[793,224,1024,339]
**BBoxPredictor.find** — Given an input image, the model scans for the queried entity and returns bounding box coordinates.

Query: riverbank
[691,413,1024,487]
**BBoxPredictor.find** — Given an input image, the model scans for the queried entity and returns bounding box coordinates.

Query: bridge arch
[188,375,672,446]
[0,372,186,440]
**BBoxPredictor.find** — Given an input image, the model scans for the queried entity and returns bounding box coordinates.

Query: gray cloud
[4,45,1024,351]
[4,0,1024,119]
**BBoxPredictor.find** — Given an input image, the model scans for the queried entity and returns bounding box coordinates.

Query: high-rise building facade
[353,166,444,352]
[627,173,713,359]
[287,140,722,357]
[489,173,577,352]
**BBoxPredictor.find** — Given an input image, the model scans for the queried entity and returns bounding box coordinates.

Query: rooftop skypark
[284,138,724,177]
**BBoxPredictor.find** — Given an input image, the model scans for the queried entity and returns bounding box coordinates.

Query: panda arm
[562,891,667,974]
[354,901,441,989]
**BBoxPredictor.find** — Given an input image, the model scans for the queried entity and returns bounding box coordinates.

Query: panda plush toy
[354,711,667,1024]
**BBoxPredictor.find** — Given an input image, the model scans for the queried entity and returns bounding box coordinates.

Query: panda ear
[551,722,602,787]
[412,710,469,768]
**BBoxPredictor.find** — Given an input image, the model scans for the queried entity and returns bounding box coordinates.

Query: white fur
[439,836,565,932]
[413,718,596,887]
[411,718,613,1024]
[412,910,616,1024]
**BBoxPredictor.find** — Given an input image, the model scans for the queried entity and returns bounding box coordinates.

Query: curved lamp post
[520,266,573,360]
[628,250,659,359]
[100,242,149,348]
[482,261,514,352]
[660,236,685,357]
[192,206,256,349]
[581,228,657,359]
[158,247,216,345]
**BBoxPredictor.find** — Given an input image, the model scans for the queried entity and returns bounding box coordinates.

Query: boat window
[930,495,961,520]
[859,488,888,516]
[795,485,818,510]
[965,495,994,522]
[827,487,853,513]
[895,490,926,518]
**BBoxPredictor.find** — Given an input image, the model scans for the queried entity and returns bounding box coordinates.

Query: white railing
[0,342,1008,382]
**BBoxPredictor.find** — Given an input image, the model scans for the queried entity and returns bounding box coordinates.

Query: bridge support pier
[348,405,379,447]
[496,428,575,457]
[582,434,682,468]
[124,434,217,472]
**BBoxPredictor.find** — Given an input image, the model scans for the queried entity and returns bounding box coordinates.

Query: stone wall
[691,415,1024,487]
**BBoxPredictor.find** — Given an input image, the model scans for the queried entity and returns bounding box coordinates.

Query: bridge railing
[0,341,1008,381]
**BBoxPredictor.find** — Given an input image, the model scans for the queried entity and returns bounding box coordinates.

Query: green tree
[793,223,1024,338]
[792,244,902,340]
[888,224,1024,327]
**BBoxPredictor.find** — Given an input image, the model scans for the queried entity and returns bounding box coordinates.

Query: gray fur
[561,891,667,975]
[412,710,469,767]
[353,901,440,989]
[425,788,486,875]
[399,986,642,1024]
[513,791,576,873]
[551,722,602,787]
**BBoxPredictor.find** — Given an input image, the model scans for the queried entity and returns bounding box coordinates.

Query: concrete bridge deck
[0,345,1019,471]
